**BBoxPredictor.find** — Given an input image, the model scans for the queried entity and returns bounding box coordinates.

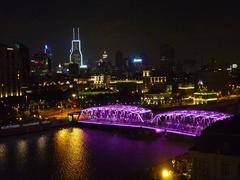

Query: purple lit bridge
[78,105,233,137]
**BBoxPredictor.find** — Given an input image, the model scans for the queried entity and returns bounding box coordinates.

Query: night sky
[1,1,240,67]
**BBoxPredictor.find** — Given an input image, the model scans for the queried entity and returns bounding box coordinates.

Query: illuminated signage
[133,58,142,63]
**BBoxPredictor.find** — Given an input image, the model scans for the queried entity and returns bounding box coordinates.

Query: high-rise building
[96,50,112,74]
[159,44,175,73]
[15,43,30,83]
[0,43,30,98]
[69,28,87,69]
[30,52,51,76]
[30,44,52,77]
[115,50,124,71]
[132,56,144,72]
[44,44,52,71]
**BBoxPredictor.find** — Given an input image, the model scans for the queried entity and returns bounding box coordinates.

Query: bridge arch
[152,110,233,136]
[79,105,153,124]
[78,105,233,136]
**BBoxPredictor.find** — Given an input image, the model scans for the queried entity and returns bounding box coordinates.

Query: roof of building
[191,115,240,156]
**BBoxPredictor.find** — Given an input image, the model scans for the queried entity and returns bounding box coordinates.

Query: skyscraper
[0,43,30,98]
[159,44,175,73]
[30,52,51,76]
[115,50,124,71]
[44,44,52,71]
[96,50,112,74]
[30,44,53,77]
[69,28,87,69]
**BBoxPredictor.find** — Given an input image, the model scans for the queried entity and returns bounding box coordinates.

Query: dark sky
[1,1,240,67]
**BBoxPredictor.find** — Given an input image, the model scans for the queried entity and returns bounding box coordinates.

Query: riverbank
[0,120,164,138]
[0,120,71,137]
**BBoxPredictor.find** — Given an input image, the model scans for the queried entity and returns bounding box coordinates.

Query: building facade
[30,52,51,76]
[0,43,29,98]
[70,28,87,69]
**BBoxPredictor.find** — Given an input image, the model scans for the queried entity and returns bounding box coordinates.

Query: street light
[161,168,172,179]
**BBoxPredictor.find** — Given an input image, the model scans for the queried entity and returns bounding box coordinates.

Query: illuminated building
[96,50,112,74]
[141,85,172,106]
[0,43,29,98]
[143,70,150,77]
[178,83,195,100]
[193,92,218,104]
[70,28,87,69]
[43,44,52,71]
[30,44,52,77]
[132,56,144,72]
[62,62,70,74]
[142,69,167,92]
[110,79,144,93]
[56,64,63,74]
[90,75,111,88]
[30,52,51,76]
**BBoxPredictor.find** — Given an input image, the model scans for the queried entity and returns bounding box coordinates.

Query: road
[39,108,80,120]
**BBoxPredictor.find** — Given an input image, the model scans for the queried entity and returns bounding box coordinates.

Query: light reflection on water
[17,139,28,163]
[53,128,88,179]
[0,128,192,179]
[36,135,47,160]
[0,144,7,162]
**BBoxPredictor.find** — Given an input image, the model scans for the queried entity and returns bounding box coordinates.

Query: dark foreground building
[190,116,240,180]
[0,43,29,98]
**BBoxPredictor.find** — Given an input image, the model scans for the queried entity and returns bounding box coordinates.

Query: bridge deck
[77,119,199,136]
[78,105,233,137]
[78,120,165,134]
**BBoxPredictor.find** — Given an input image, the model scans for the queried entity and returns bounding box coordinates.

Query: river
[0,127,192,179]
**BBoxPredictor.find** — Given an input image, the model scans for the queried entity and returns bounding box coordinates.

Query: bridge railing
[78,106,233,136]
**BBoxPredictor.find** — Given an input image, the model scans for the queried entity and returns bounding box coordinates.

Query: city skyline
[1,1,240,66]
[1,1,240,179]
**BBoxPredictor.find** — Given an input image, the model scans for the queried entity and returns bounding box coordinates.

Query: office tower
[43,44,52,71]
[96,50,112,74]
[0,43,30,98]
[30,53,51,76]
[115,50,124,71]
[159,44,175,73]
[69,28,87,69]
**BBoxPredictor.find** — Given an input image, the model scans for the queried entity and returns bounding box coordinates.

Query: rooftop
[191,115,240,156]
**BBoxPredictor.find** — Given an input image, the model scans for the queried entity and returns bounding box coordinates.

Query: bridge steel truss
[79,105,153,124]
[152,110,233,136]
[78,105,233,136]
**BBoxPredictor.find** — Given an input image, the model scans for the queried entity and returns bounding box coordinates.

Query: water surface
[0,128,192,179]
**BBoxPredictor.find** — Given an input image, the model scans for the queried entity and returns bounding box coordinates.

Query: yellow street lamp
[161,168,172,179]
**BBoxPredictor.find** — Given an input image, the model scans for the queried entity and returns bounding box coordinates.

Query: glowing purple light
[152,110,233,136]
[79,105,153,123]
[78,120,164,133]
[78,105,233,137]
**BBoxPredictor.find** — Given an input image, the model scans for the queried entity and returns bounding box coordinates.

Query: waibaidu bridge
[78,105,233,137]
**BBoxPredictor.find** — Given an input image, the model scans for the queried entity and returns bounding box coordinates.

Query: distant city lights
[133,58,142,63]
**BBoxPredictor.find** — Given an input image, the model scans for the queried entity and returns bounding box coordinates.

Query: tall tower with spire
[69,28,87,68]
